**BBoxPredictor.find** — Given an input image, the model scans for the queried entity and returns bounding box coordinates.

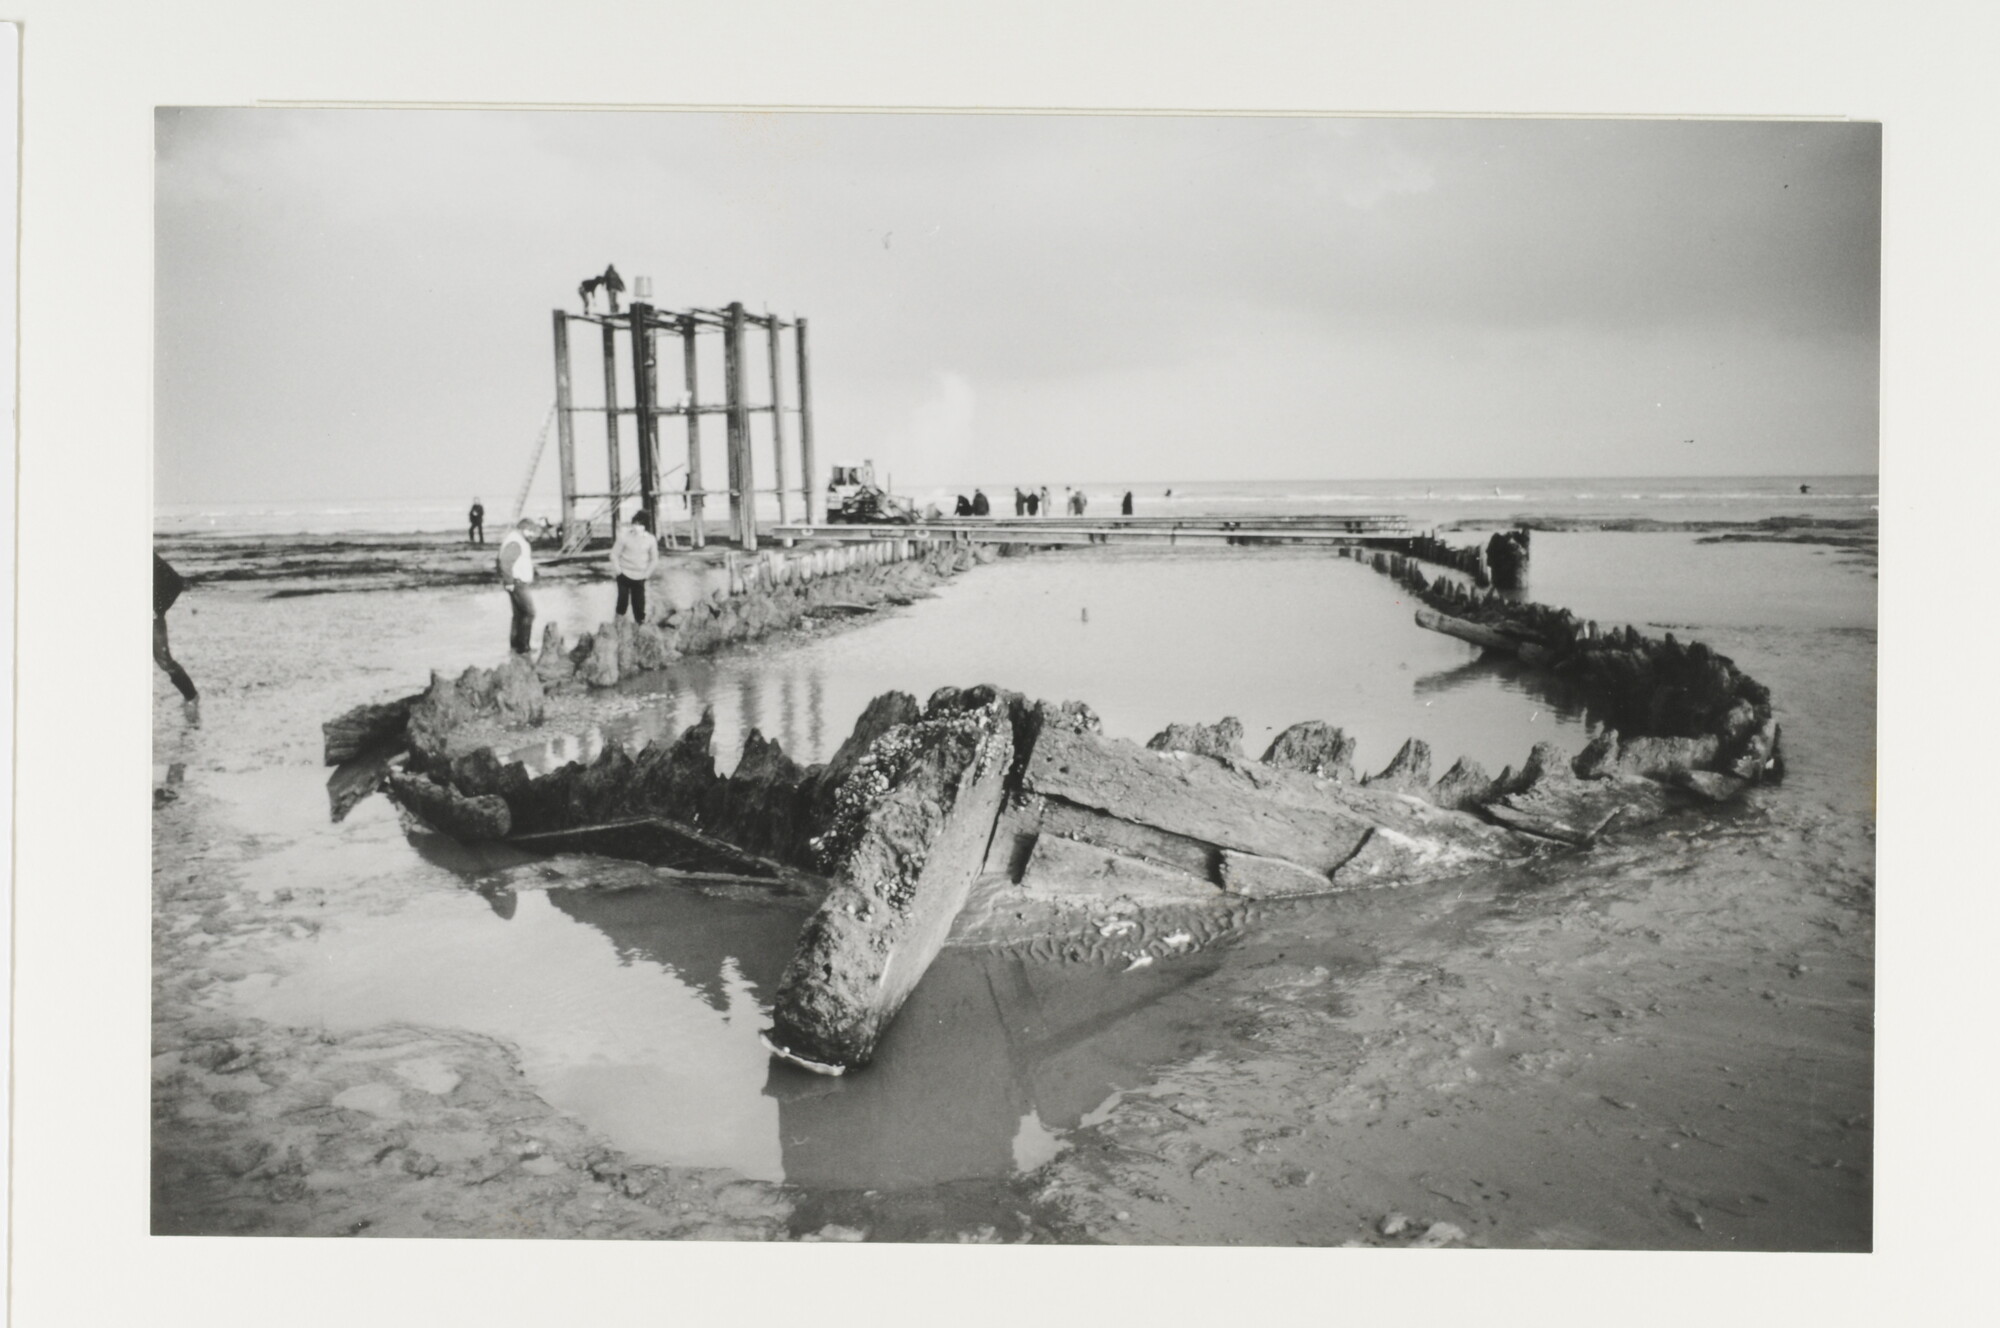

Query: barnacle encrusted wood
[763,700,1014,1073]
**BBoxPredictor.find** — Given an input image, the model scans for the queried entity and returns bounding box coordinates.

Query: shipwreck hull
[338,536,1789,1076]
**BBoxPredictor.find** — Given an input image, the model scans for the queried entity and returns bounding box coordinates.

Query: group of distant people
[945,486,1138,518]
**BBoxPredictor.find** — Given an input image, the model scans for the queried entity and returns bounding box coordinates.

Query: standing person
[1039,485,1051,518]
[468,497,486,545]
[1121,490,1134,515]
[1025,489,1039,516]
[971,488,991,516]
[610,510,660,624]
[498,517,538,655]
[1013,487,1026,516]
[153,552,200,725]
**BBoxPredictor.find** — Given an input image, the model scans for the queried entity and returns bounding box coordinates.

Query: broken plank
[506,815,801,881]
[1022,725,1374,872]
[1414,608,1520,654]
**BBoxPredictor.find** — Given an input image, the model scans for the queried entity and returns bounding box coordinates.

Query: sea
[154,473,1877,539]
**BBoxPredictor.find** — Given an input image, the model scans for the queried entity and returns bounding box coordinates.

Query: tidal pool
[204,535,1871,1196]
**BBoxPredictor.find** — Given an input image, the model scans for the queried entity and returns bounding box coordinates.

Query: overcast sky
[154,110,1878,504]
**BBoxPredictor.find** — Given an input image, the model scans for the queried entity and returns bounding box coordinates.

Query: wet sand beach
[151,523,1874,1246]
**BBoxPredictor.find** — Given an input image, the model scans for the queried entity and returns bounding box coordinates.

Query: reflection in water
[1412,652,1594,728]
[498,552,1604,782]
[401,821,539,882]
[550,885,1215,1190]
[479,883,518,920]
[765,950,1213,1190]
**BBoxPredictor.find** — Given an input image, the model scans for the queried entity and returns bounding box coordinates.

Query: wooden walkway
[769,513,1413,547]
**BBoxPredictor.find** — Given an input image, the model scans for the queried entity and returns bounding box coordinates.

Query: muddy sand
[151,529,1873,1247]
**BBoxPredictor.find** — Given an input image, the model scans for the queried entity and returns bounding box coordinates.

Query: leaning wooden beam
[765,703,1015,1073]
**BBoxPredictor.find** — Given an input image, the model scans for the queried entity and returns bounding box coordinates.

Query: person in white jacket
[497,517,539,655]
[609,509,661,624]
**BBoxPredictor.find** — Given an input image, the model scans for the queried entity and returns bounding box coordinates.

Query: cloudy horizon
[155,110,1879,507]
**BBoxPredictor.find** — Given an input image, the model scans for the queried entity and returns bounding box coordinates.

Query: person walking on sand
[468,497,486,545]
[1121,490,1134,516]
[610,509,660,624]
[1039,485,1051,518]
[1013,487,1026,516]
[1025,489,1039,516]
[154,552,201,725]
[498,517,538,655]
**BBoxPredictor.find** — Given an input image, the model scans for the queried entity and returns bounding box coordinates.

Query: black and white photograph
[147,107,1878,1250]
[27,1,2000,1321]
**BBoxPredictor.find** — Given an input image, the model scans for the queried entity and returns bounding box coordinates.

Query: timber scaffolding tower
[551,296,817,550]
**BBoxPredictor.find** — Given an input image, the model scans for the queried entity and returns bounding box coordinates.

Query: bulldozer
[825,459,918,524]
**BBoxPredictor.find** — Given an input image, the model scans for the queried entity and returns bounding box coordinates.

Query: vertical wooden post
[794,316,816,524]
[681,316,705,549]
[765,315,791,524]
[641,320,664,518]
[724,301,756,547]
[628,304,659,528]
[601,322,622,530]
[552,310,578,541]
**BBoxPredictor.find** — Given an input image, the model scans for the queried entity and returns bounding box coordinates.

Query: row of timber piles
[1344,541,1783,797]
[542,539,982,693]
[321,537,991,787]
[1394,528,1530,591]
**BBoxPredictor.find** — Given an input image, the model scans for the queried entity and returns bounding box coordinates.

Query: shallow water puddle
[504,549,1601,778]
[237,868,1227,1189]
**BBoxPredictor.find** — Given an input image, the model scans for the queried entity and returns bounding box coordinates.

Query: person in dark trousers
[497,518,538,655]
[1025,490,1039,516]
[609,509,660,624]
[468,498,486,545]
[1121,490,1134,515]
[1013,487,1026,515]
[154,552,200,724]
[970,488,991,516]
